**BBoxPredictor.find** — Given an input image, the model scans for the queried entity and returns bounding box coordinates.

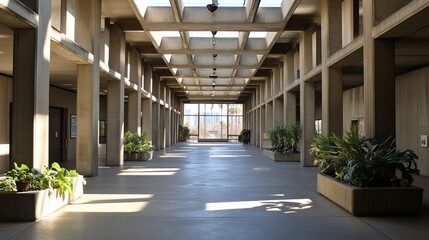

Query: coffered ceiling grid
[127,0,302,100]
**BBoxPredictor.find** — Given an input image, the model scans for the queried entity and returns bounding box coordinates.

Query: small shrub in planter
[179,125,190,142]
[310,127,420,187]
[311,127,423,216]
[268,123,301,154]
[238,129,251,144]
[124,131,155,161]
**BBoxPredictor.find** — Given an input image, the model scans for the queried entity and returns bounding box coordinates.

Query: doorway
[49,107,66,164]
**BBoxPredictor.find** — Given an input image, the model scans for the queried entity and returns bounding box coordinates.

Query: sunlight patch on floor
[205,198,312,213]
[209,155,252,158]
[63,194,153,213]
[118,168,180,176]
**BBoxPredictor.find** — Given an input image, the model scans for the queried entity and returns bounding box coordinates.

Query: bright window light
[149,31,181,46]
[145,0,171,6]
[260,0,282,7]
[189,31,239,38]
[249,31,267,38]
[182,0,244,7]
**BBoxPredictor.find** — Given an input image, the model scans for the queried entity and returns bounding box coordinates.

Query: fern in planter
[268,123,301,154]
[310,127,420,187]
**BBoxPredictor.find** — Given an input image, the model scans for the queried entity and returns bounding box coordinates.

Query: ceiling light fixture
[207,0,219,13]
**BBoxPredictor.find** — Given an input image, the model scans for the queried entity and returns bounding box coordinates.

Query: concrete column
[76,0,101,176]
[127,48,142,134]
[273,66,281,95]
[266,101,273,130]
[300,27,313,76]
[142,64,153,142]
[284,91,296,124]
[106,23,125,166]
[312,29,322,68]
[285,52,295,86]
[152,74,160,149]
[274,97,284,126]
[300,81,316,167]
[260,105,266,147]
[11,0,51,170]
[363,1,396,140]
[321,0,343,135]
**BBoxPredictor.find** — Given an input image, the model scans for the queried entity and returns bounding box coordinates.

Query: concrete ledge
[0,176,84,221]
[262,150,300,162]
[317,173,423,216]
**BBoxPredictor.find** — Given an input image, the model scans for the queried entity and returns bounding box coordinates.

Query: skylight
[182,0,245,7]
[260,0,282,7]
[145,0,171,7]
[189,31,239,38]
[149,31,181,46]
[249,32,267,38]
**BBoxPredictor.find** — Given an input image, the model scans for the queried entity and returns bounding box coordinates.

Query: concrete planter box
[0,176,84,221]
[124,151,153,161]
[263,150,300,162]
[317,173,423,216]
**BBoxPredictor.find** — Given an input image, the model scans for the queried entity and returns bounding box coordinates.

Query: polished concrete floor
[1,142,429,240]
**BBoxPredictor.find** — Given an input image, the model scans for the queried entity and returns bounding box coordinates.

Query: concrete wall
[343,86,364,133]
[0,75,12,173]
[396,66,429,176]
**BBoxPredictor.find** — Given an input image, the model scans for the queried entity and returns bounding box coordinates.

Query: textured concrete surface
[1,142,428,239]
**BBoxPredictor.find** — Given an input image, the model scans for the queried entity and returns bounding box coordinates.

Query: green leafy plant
[179,125,190,142]
[268,123,301,154]
[6,163,33,182]
[0,177,17,191]
[4,162,86,199]
[238,129,251,144]
[124,131,155,153]
[310,127,420,187]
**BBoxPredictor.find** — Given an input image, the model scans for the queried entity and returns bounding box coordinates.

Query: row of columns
[10,0,180,176]
[246,0,397,167]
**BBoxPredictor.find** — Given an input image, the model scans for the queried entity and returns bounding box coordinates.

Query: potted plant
[179,125,190,142]
[238,129,251,144]
[124,131,155,161]
[6,163,33,192]
[139,142,156,160]
[263,123,301,162]
[310,127,423,216]
[1,162,85,221]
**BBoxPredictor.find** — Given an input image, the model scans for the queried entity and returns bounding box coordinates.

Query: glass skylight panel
[249,31,267,38]
[188,31,239,38]
[149,31,181,46]
[182,0,245,7]
[145,0,171,6]
[260,0,282,7]
[133,0,171,16]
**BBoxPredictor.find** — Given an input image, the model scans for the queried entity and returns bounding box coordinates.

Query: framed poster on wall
[70,114,77,138]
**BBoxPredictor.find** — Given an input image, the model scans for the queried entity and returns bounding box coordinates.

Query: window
[183,103,243,141]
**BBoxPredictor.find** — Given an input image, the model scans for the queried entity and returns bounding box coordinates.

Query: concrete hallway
[1,143,429,240]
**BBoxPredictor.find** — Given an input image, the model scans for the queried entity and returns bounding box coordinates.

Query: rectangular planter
[317,173,423,216]
[124,152,153,161]
[263,150,300,162]
[0,176,84,221]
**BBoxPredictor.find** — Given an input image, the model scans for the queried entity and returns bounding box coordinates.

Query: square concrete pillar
[107,80,124,166]
[152,102,160,149]
[142,98,153,142]
[11,0,51,170]
[285,91,296,124]
[363,1,396,140]
[321,0,344,135]
[300,81,316,167]
[274,97,284,126]
[75,0,101,176]
[127,48,142,134]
